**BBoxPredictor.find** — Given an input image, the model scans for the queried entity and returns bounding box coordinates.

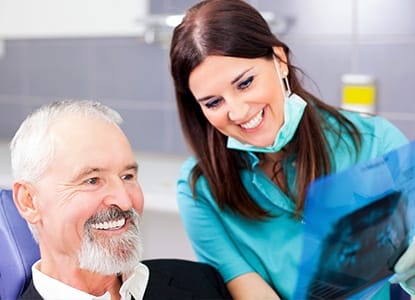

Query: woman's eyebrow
[196,67,254,102]
[197,95,215,102]
[231,67,254,84]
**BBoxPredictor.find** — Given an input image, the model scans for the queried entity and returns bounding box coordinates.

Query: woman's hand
[391,239,415,295]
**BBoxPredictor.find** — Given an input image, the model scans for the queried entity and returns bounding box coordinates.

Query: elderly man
[11,100,230,300]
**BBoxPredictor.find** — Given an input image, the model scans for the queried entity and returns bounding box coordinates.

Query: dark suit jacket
[19,259,232,300]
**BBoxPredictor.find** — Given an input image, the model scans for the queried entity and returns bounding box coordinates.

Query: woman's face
[188,51,287,147]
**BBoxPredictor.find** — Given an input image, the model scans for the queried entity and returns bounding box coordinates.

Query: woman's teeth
[91,218,126,230]
[240,109,264,129]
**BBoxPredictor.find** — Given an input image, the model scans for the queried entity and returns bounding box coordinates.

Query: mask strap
[273,55,292,96]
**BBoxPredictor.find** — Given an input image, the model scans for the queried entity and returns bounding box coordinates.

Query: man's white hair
[10,99,123,183]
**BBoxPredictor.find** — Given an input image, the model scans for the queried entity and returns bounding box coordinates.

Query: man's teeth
[91,218,126,230]
[240,109,264,129]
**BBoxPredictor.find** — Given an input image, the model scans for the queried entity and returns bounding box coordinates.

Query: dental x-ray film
[294,141,415,299]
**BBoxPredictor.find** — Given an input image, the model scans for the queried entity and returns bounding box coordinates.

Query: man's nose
[103,178,133,211]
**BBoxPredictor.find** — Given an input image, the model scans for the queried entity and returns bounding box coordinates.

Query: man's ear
[12,181,41,224]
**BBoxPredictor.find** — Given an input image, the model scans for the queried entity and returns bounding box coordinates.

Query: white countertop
[0,141,187,213]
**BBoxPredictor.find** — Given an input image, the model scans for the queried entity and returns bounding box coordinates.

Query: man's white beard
[78,208,143,275]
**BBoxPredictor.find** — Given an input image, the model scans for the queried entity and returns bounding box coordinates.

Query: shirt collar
[119,263,149,300]
[246,151,260,167]
[32,260,149,300]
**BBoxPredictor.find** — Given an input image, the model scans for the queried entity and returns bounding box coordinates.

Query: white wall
[142,210,195,260]
[136,152,196,260]
[0,0,148,39]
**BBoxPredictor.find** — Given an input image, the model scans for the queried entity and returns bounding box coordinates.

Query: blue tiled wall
[0,0,414,154]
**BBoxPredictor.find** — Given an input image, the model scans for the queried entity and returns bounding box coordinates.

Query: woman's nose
[227,101,250,122]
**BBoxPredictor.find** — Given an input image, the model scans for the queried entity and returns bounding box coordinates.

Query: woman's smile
[240,109,264,130]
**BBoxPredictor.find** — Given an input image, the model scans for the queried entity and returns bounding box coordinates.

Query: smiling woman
[169,0,410,299]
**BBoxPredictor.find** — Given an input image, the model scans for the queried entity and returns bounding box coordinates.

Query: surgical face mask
[226,57,307,153]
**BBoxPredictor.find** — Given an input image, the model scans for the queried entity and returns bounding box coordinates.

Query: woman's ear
[272,46,288,75]
[13,181,41,224]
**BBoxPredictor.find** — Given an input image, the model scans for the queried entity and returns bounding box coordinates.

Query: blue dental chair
[0,188,410,299]
[0,189,40,300]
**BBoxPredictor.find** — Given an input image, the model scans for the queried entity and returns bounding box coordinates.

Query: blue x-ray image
[306,191,408,299]
[293,141,415,299]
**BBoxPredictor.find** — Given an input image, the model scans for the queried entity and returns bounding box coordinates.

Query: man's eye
[85,177,99,185]
[205,97,223,109]
[238,76,254,89]
[121,174,134,181]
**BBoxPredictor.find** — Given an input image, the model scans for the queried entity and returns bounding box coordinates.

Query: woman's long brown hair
[170,0,361,219]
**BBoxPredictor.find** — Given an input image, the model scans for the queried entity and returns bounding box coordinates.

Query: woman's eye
[238,76,254,89]
[205,97,223,109]
[85,177,99,185]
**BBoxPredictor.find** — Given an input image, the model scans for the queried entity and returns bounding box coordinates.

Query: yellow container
[341,74,376,114]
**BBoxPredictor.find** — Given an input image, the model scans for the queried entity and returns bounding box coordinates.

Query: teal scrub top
[176,111,409,299]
